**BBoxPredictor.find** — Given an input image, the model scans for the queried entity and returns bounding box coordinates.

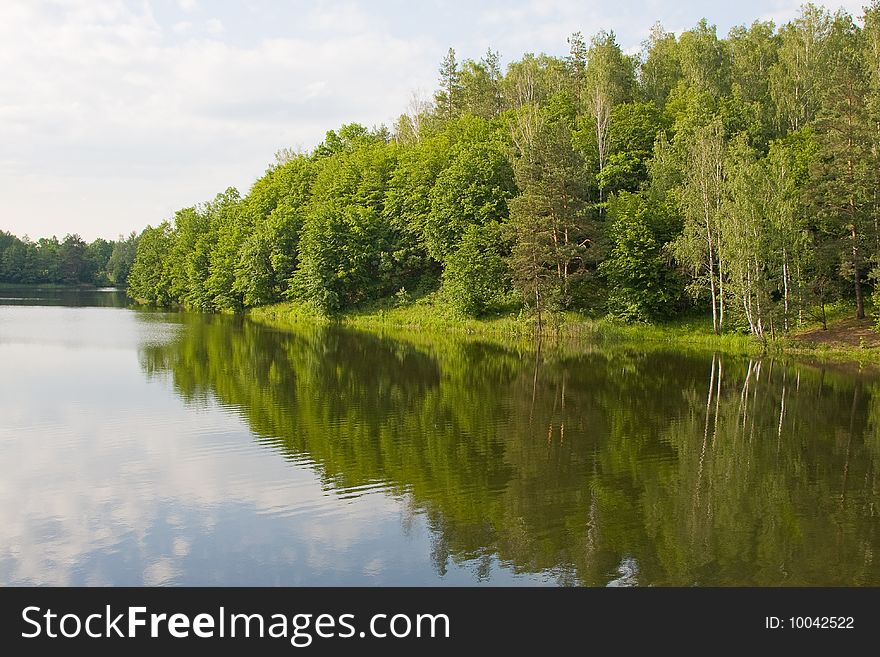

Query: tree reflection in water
[139,315,880,585]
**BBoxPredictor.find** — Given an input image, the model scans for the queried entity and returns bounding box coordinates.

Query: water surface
[1,288,878,585]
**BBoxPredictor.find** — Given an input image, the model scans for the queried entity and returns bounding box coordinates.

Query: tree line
[0,231,138,287]
[126,3,880,336]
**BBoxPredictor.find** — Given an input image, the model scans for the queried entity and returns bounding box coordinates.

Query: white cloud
[205,17,224,35]
[0,0,873,241]
[306,1,378,33]
[0,1,438,240]
[0,334,411,585]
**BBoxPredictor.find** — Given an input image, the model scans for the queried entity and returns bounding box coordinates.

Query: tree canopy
[116,4,880,334]
[0,231,137,287]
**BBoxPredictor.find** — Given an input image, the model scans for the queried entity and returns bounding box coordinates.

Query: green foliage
[205,187,246,311]
[806,16,876,319]
[98,6,880,339]
[425,130,515,261]
[597,101,664,194]
[770,4,834,133]
[106,232,139,286]
[293,203,397,314]
[601,192,682,321]
[678,19,729,97]
[442,222,510,316]
[240,155,317,303]
[459,50,503,119]
[0,230,124,286]
[128,223,174,304]
[435,48,462,120]
[640,24,683,107]
[57,234,88,284]
[728,20,779,144]
[313,123,383,158]
[384,132,451,241]
[507,107,593,322]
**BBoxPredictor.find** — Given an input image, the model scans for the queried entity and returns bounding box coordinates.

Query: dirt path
[795,317,880,348]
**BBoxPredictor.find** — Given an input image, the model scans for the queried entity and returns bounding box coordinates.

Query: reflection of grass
[249,294,880,364]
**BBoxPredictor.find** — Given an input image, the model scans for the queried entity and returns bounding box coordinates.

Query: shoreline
[248,298,880,368]
[0,282,114,290]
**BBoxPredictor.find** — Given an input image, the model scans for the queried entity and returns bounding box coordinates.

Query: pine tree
[809,15,874,319]
[435,48,461,120]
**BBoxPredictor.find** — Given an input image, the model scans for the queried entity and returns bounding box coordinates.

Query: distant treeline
[118,4,880,335]
[0,231,138,287]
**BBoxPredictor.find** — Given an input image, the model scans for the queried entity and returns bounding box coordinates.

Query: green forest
[0,231,138,287]
[124,4,880,336]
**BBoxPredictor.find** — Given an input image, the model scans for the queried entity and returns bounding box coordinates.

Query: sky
[0,0,870,241]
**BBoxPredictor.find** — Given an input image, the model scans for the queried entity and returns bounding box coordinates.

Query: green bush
[442,222,509,317]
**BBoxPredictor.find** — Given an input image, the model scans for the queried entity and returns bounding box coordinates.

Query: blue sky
[0,1,868,241]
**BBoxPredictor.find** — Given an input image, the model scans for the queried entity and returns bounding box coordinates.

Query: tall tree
[459,49,504,119]
[507,103,591,324]
[205,187,246,311]
[505,56,545,159]
[721,138,773,338]
[584,31,635,206]
[677,19,729,97]
[862,2,880,291]
[727,20,779,143]
[770,4,833,132]
[234,155,316,306]
[167,206,207,306]
[762,138,811,331]
[808,13,874,319]
[128,223,174,305]
[58,234,87,284]
[673,120,726,333]
[106,232,139,286]
[639,23,682,108]
[435,48,462,120]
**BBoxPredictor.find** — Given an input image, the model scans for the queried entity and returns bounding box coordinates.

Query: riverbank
[249,294,880,365]
[0,282,113,290]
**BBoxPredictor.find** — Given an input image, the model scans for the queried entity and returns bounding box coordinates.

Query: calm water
[1,288,879,586]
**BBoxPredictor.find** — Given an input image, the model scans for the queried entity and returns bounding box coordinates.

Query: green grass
[773,336,880,366]
[250,293,764,354]
[0,281,100,289]
[776,300,880,364]
[249,293,880,369]
[775,342,880,365]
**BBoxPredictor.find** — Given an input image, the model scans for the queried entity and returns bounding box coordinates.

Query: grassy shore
[0,282,95,290]
[249,292,880,365]
[0,281,105,289]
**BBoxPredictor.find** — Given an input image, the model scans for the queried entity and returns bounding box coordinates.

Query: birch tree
[769,4,833,132]
[674,120,726,333]
[720,139,769,338]
[584,31,634,207]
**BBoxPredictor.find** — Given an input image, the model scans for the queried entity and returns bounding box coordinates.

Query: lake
[1,288,878,586]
